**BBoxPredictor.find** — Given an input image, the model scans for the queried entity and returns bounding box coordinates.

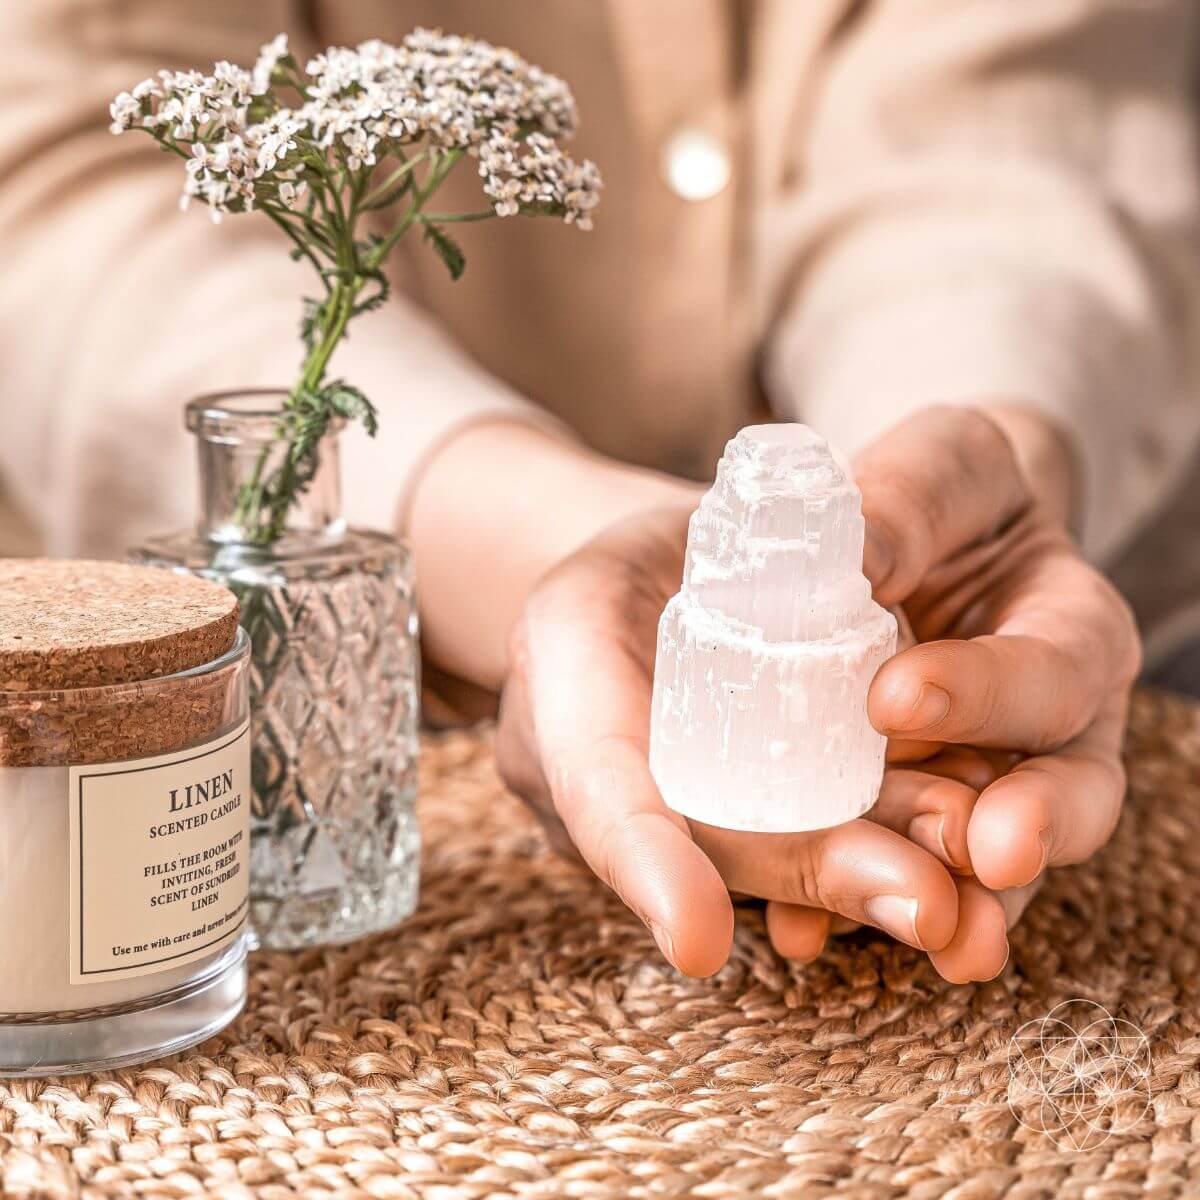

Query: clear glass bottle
[136,391,420,950]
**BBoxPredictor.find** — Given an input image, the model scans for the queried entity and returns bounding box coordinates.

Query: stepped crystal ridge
[650,425,897,833]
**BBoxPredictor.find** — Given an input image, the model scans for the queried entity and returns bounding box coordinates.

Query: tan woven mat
[4,690,1200,1199]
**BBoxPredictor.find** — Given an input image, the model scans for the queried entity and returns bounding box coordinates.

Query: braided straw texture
[3,690,1200,1199]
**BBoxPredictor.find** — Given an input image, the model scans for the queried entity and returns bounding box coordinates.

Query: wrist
[977,403,1079,533]
[410,418,700,691]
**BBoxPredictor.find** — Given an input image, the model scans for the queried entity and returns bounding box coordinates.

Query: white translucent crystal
[649,424,897,833]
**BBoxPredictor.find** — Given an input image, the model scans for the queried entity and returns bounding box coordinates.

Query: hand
[770,407,1141,978]
[495,494,957,977]
[495,407,1141,981]
[879,407,1140,972]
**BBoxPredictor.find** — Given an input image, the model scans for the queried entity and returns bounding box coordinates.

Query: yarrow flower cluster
[110,30,601,544]
[110,29,601,229]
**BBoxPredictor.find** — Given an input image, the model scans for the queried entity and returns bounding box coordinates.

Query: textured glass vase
[136,391,420,949]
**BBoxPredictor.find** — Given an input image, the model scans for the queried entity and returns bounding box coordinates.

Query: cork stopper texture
[0,561,242,767]
[0,560,238,690]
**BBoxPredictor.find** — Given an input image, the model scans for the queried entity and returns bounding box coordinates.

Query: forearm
[409,420,702,692]
[409,404,1079,696]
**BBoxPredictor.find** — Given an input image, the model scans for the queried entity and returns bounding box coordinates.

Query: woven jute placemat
[3,689,1200,1198]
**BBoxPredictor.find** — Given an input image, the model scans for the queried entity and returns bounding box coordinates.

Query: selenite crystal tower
[649,424,897,833]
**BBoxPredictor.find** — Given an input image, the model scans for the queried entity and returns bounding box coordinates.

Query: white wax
[0,766,223,1015]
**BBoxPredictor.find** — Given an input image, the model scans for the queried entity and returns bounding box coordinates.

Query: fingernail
[863,526,894,590]
[649,921,678,969]
[908,812,951,866]
[864,894,923,948]
[992,939,1011,980]
[900,683,951,733]
[1037,828,1053,875]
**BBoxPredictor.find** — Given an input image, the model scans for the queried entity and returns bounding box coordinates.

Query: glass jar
[0,561,251,1077]
[135,391,421,950]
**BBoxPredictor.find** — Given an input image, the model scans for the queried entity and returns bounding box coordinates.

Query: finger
[967,696,1128,891]
[869,769,976,873]
[886,737,944,764]
[928,876,1043,984]
[997,876,1044,929]
[496,672,581,862]
[692,819,959,951]
[765,904,862,961]
[765,902,830,963]
[854,407,1031,608]
[546,730,735,977]
[521,601,735,978]
[870,635,1098,752]
[869,542,1141,754]
[915,746,1022,792]
[928,878,1011,984]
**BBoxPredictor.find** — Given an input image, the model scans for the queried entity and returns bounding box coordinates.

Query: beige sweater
[2,0,1198,568]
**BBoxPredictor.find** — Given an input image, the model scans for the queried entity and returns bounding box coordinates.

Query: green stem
[360,151,426,208]
[419,209,497,223]
[262,207,329,279]
[236,149,470,544]
[365,149,464,271]
[232,275,359,544]
[301,281,357,392]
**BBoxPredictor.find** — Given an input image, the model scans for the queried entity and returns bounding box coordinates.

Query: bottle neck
[188,391,346,547]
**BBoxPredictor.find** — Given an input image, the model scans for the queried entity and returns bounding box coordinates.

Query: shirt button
[661,127,731,201]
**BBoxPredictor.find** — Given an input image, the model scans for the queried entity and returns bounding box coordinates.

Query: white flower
[110,28,602,228]
[247,112,303,172]
[111,28,602,542]
[342,127,377,171]
[157,88,208,139]
[109,92,140,134]
[278,179,308,210]
[253,34,289,94]
[212,61,254,108]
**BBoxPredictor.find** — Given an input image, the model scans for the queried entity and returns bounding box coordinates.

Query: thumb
[552,737,735,976]
[521,568,735,976]
[853,406,1032,608]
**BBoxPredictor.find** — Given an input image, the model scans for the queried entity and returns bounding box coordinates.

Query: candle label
[68,720,251,984]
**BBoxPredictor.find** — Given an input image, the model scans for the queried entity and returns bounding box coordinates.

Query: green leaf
[319,380,379,438]
[423,222,465,281]
[299,296,323,352]
[352,273,391,319]
[363,180,415,211]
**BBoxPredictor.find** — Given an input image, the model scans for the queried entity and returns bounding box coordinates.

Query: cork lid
[0,560,239,692]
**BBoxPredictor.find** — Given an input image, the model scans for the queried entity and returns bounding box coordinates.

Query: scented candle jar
[0,560,251,1076]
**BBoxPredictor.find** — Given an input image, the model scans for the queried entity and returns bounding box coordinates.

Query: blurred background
[2,0,1198,699]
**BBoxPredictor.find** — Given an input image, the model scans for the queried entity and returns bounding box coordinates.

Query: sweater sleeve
[763,0,1200,561]
[0,0,553,558]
